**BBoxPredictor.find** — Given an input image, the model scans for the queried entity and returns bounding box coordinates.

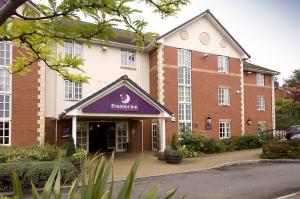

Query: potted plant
[70,149,87,170]
[165,133,183,164]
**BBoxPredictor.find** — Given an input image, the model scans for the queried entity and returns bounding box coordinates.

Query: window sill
[64,99,82,101]
[219,104,230,106]
[218,71,229,74]
[257,109,266,112]
[121,66,136,70]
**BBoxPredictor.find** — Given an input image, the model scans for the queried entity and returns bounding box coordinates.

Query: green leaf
[11,171,23,199]
[54,169,61,199]
[31,182,40,199]
[117,153,143,199]
[142,183,160,199]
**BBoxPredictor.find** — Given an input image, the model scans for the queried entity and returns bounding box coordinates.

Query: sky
[133,0,300,84]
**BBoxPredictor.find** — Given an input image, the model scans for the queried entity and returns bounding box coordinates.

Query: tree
[0,0,189,82]
[284,68,300,87]
[275,98,300,130]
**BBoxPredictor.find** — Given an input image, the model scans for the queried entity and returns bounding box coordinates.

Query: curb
[274,191,300,199]
[2,159,300,196]
[132,159,300,181]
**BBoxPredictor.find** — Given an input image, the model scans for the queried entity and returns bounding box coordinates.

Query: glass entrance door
[116,122,128,152]
[151,123,158,151]
[76,122,89,152]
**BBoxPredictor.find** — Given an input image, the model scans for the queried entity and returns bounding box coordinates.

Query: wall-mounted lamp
[171,114,176,122]
[102,46,108,51]
[247,118,252,125]
[246,71,252,75]
[203,53,209,59]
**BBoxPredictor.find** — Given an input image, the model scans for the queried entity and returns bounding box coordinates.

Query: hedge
[261,140,300,159]
[0,160,78,192]
[0,145,59,163]
[178,133,262,157]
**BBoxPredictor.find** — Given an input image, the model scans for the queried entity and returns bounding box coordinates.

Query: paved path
[111,149,261,180]
[115,162,300,199]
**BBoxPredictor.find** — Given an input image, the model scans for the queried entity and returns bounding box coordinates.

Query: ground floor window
[219,121,231,139]
[0,121,10,145]
[151,123,158,150]
[76,122,88,151]
[179,122,192,133]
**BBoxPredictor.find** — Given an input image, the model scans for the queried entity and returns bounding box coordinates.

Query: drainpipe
[55,118,58,146]
[140,120,144,151]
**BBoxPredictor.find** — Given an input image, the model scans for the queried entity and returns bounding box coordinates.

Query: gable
[82,85,160,114]
[159,11,249,59]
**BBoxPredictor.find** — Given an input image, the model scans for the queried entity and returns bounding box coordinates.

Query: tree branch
[0,0,27,25]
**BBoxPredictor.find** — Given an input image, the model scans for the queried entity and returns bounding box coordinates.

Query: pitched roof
[65,75,173,115]
[156,9,251,58]
[244,62,280,75]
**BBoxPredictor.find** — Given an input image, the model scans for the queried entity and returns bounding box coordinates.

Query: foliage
[72,149,87,159]
[179,132,262,156]
[0,160,77,192]
[8,152,179,199]
[284,68,300,87]
[0,144,59,163]
[170,133,179,150]
[261,140,300,159]
[275,99,300,130]
[0,0,189,82]
[65,137,76,157]
[179,145,201,158]
[0,195,9,199]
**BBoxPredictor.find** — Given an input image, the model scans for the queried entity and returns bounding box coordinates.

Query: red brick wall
[244,73,273,134]
[149,49,158,100]
[45,117,71,146]
[163,45,242,141]
[11,45,39,146]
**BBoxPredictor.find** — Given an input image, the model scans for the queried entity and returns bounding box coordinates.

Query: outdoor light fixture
[171,114,176,122]
[247,118,252,125]
[203,53,209,59]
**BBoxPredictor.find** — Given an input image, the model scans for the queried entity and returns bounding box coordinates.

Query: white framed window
[64,41,83,58]
[121,50,136,68]
[257,96,265,111]
[0,121,10,145]
[256,73,265,86]
[178,49,192,132]
[151,123,158,150]
[257,121,266,132]
[218,55,229,73]
[218,88,230,105]
[64,80,82,100]
[219,121,231,139]
[0,42,11,146]
[76,122,88,151]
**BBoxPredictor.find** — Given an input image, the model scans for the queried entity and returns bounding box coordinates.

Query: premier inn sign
[82,85,160,114]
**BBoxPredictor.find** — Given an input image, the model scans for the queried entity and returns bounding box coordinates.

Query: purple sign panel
[110,91,139,112]
[0,0,8,8]
[82,85,160,114]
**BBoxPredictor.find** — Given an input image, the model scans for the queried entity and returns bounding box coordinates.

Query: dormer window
[218,55,229,73]
[256,73,265,86]
[121,50,136,68]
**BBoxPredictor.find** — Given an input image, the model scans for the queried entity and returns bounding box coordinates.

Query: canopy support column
[159,118,166,151]
[72,116,77,148]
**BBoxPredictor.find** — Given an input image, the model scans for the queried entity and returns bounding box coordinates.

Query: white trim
[157,45,165,104]
[240,59,245,135]
[72,116,77,147]
[271,75,276,130]
[159,118,166,151]
[151,122,158,151]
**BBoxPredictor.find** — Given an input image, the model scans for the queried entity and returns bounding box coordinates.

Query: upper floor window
[219,121,231,139]
[218,55,229,73]
[64,80,82,100]
[257,121,266,132]
[121,50,135,68]
[0,42,11,66]
[218,88,230,105]
[64,41,82,58]
[257,96,265,111]
[256,73,265,86]
[0,67,11,93]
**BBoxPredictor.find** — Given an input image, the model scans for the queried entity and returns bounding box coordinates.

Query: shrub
[66,137,76,157]
[202,139,227,153]
[261,140,300,159]
[179,145,202,158]
[0,145,60,163]
[171,133,179,150]
[0,160,77,192]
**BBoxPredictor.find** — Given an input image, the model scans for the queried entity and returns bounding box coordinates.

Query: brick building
[0,3,279,152]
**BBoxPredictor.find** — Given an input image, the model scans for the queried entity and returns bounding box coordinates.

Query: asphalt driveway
[115,162,300,199]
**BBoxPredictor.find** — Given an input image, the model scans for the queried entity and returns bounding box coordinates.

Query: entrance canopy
[65,75,172,119]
